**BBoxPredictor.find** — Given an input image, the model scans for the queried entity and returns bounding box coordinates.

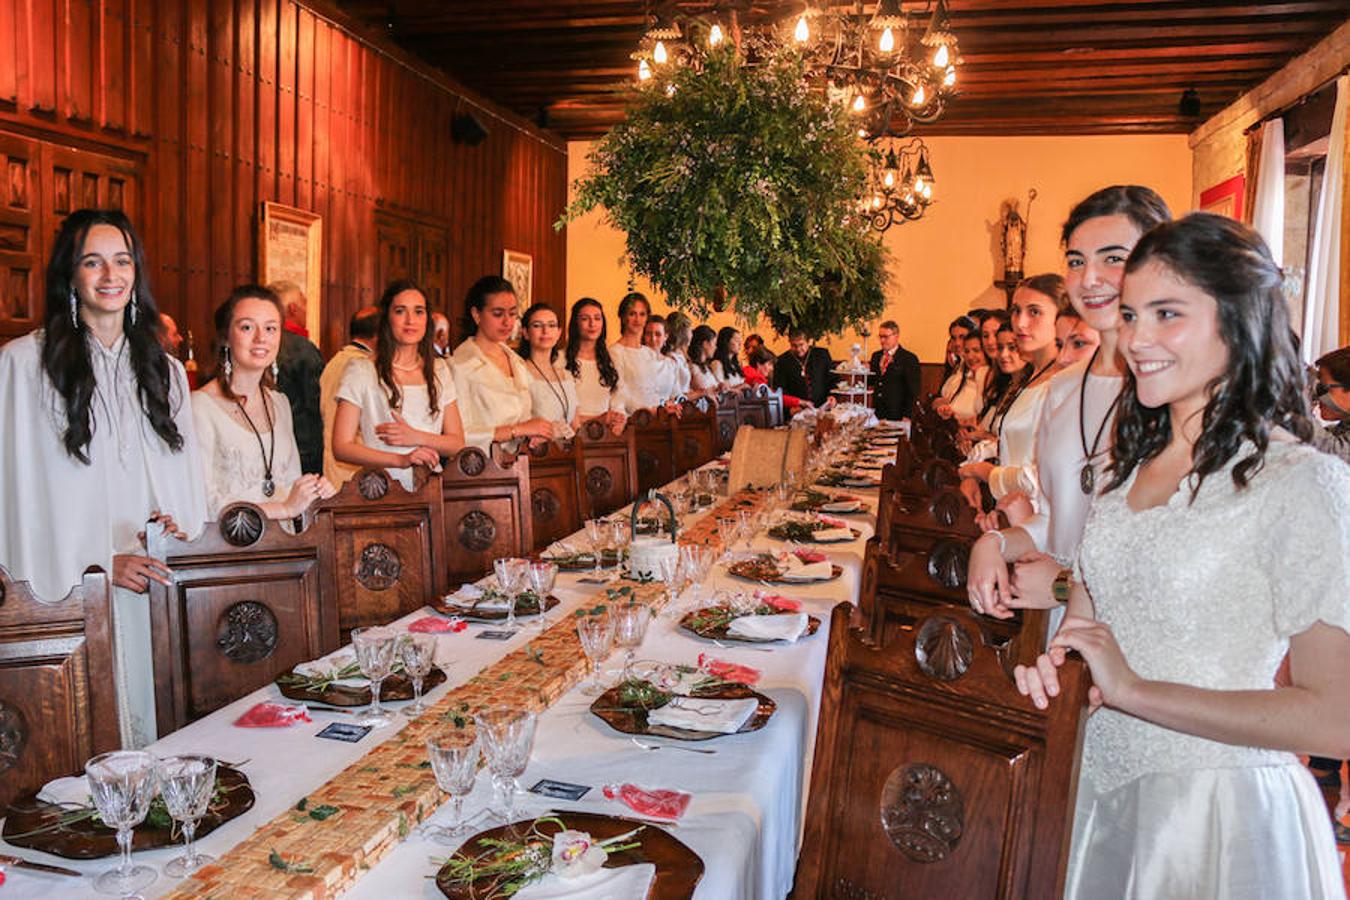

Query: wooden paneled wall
[0,0,567,354]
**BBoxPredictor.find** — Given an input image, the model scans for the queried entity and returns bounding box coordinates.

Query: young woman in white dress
[710,326,746,390]
[609,291,672,412]
[957,274,1068,519]
[564,298,627,433]
[934,332,990,422]
[332,280,466,491]
[193,285,335,519]
[451,276,555,451]
[967,186,1172,614]
[1016,213,1348,899]
[1054,309,1100,371]
[518,303,581,437]
[661,311,696,398]
[643,314,684,400]
[687,325,721,395]
[0,209,208,747]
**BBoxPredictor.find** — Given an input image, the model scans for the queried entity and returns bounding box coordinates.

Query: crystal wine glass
[584,518,609,575]
[474,707,538,823]
[351,627,398,727]
[158,754,218,877]
[425,730,481,842]
[399,632,438,717]
[575,609,615,696]
[527,561,558,631]
[737,508,757,553]
[716,516,738,561]
[657,554,680,610]
[613,601,651,680]
[610,518,632,567]
[493,557,528,631]
[86,750,159,896]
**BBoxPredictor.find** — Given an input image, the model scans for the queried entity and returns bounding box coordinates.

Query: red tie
[880,350,892,374]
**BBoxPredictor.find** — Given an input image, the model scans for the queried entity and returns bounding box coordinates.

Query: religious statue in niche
[994,188,1036,306]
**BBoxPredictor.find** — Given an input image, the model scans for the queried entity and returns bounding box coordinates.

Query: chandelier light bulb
[872,195,884,209]
[943,66,956,87]
[911,83,927,106]
[879,27,895,53]
[852,93,867,113]
[922,182,933,199]
[665,83,677,97]
[857,127,869,138]
[638,58,652,81]
[654,40,668,64]
[709,23,724,47]
[883,171,895,187]
[795,15,810,43]
[933,45,950,68]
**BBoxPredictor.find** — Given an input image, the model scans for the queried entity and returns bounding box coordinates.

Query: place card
[529,779,592,801]
[476,629,516,641]
[315,722,373,743]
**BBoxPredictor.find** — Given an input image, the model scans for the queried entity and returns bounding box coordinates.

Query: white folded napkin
[811,527,854,542]
[647,697,760,734]
[293,647,366,688]
[514,863,656,900]
[444,586,512,611]
[448,583,485,602]
[727,612,809,642]
[543,541,584,560]
[37,775,90,806]
[780,560,834,581]
[821,498,861,513]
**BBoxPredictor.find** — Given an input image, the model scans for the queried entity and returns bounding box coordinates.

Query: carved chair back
[147,505,335,735]
[714,390,739,454]
[576,419,638,519]
[312,466,448,636]
[631,407,677,496]
[441,447,533,584]
[0,566,118,810]
[671,397,719,476]
[735,384,771,430]
[796,602,1088,900]
[521,439,584,552]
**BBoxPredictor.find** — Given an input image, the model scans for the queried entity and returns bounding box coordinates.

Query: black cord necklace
[235,391,277,497]
[1076,347,1124,495]
[528,356,571,422]
[996,358,1057,445]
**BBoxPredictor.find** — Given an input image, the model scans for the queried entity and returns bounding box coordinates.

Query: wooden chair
[520,439,584,552]
[312,466,449,636]
[441,446,533,583]
[735,384,771,429]
[577,419,638,519]
[632,408,677,495]
[0,565,118,810]
[795,601,1089,900]
[671,396,719,476]
[147,505,335,735]
[714,390,739,454]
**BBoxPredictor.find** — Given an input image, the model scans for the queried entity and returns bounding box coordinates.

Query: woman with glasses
[518,302,580,438]
[1310,346,1350,464]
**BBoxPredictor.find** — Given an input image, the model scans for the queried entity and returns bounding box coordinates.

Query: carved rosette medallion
[637,449,658,478]
[930,491,964,528]
[922,460,956,494]
[355,543,402,591]
[0,701,27,775]
[915,616,974,682]
[632,409,653,427]
[457,510,497,552]
[719,420,735,447]
[880,763,964,862]
[585,467,613,497]
[926,540,969,589]
[532,488,561,522]
[215,601,279,664]
[458,447,488,477]
[357,469,391,501]
[584,420,607,441]
[832,878,883,900]
[219,504,265,547]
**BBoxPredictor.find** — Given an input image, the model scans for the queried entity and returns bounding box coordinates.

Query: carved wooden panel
[0,566,117,810]
[715,396,738,454]
[672,399,718,476]
[313,467,447,636]
[578,422,636,519]
[149,508,333,734]
[442,448,532,583]
[796,603,1089,900]
[375,210,451,338]
[0,132,40,343]
[633,412,676,496]
[523,440,583,552]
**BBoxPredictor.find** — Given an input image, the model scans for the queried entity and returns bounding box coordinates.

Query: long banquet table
[1,447,885,899]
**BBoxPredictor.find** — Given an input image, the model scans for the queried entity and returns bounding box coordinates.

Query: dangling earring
[69,288,80,328]
[271,360,279,380]
[223,346,233,381]
[127,289,138,327]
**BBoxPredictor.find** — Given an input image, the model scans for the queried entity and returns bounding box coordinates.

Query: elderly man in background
[158,312,184,355]
[269,281,325,474]
[320,306,380,488]
[870,319,922,421]
[432,311,451,358]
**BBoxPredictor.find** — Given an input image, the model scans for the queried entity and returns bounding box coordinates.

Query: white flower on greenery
[551,830,608,878]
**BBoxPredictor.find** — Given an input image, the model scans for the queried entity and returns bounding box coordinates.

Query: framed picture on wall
[502,249,533,311]
[259,201,323,340]
[1198,174,1245,221]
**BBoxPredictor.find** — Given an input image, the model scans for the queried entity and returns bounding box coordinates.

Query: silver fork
[630,737,717,755]
[712,638,774,654]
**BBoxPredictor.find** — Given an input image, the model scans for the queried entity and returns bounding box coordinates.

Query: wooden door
[375,210,450,333]
[375,211,414,291]
[0,132,41,344]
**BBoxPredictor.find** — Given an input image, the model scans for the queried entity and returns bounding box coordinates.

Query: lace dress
[1069,441,1350,899]
[191,389,303,518]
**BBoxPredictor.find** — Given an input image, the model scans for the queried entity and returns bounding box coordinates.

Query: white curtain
[1302,74,1346,363]
[1250,118,1284,267]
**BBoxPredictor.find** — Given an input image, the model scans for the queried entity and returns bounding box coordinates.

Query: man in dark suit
[270,281,325,474]
[870,319,921,421]
[774,330,836,411]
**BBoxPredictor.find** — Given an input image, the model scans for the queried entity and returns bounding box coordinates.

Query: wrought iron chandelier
[632,1,959,231]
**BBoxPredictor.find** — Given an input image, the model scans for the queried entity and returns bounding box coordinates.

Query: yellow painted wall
[565,134,1191,363]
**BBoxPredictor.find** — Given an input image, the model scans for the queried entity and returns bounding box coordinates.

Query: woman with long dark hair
[0,208,207,747]
[609,291,672,410]
[332,279,466,490]
[193,285,334,520]
[565,298,627,432]
[1015,213,1347,898]
[711,326,746,389]
[687,324,720,394]
[518,302,580,437]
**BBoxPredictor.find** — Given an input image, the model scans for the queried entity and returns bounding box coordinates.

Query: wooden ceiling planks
[335,0,1349,138]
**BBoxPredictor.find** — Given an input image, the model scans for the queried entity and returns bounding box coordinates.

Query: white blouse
[688,360,720,393]
[610,341,670,411]
[524,356,580,429]
[451,339,534,451]
[988,376,1052,502]
[666,351,692,396]
[940,366,990,422]
[191,388,303,518]
[709,359,745,388]
[573,357,619,417]
[336,356,456,491]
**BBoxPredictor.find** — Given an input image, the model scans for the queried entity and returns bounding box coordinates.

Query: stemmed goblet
[584,518,609,576]
[576,609,616,696]
[527,561,558,631]
[493,557,528,631]
[425,730,481,842]
[158,754,218,877]
[475,707,538,823]
[613,601,652,680]
[399,632,438,717]
[351,627,398,727]
[86,750,158,896]
[610,518,632,570]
